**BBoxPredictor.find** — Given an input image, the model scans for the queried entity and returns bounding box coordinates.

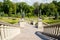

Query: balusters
[0,25,6,40]
[43,24,60,39]
[53,27,55,35]
[52,26,54,35]
[56,26,59,36]
[58,27,60,35]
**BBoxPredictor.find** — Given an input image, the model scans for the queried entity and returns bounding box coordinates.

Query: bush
[3,14,8,17]
[16,13,21,18]
[41,15,47,20]
[8,21,16,24]
[43,19,60,24]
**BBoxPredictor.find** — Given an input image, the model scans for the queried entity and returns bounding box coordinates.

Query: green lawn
[0,17,19,24]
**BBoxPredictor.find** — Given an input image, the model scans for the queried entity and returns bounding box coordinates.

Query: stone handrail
[0,24,20,40]
[43,23,60,39]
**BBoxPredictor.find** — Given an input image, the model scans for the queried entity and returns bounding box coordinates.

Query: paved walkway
[11,23,42,40]
[0,35,1,40]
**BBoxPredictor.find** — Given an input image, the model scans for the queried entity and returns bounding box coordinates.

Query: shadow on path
[35,31,57,40]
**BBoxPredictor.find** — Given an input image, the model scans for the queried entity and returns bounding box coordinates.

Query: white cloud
[10,0,12,1]
[20,0,25,2]
[23,0,53,5]
[12,0,21,2]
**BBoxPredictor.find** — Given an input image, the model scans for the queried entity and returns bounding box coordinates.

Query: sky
[11,0,53,5]
[0,0,60,5]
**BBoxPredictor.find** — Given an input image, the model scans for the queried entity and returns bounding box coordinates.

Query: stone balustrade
[43,23,60,39]
[0,24,20,40]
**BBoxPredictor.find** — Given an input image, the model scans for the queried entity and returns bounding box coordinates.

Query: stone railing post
[0,25,6,40]
[4,26,7,40]
[43,24,60,39]
[38,18,44,32]
[20,18,26,27]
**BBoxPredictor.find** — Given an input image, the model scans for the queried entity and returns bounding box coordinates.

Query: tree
[12,4,16,15]
[33,2,40,17]
[0,0,59,18]
[39,3,46,15]
[3,0,10,14]
[0,2,3,12]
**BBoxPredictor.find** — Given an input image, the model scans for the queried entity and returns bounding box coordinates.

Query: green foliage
[16,13,21,18]
[43,19,60,24]
[41,15,47,20]
[3,14,8,17]
[0,17,19,24]
[8,19,17,24]
[0,0,60,19]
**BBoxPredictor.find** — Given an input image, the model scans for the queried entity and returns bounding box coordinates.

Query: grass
[25,16,38,23]
[42,19,60,24]
[41,15,60,24]
[25,16,60,24]
[0,17,19,24]
[0,16,38,24]
[0,16,60,24]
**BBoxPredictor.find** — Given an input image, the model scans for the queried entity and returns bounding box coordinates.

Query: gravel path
[11,23,42,40]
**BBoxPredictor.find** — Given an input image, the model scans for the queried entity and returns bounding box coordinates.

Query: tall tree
[0,2,3,12]
[33,2,40,16]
